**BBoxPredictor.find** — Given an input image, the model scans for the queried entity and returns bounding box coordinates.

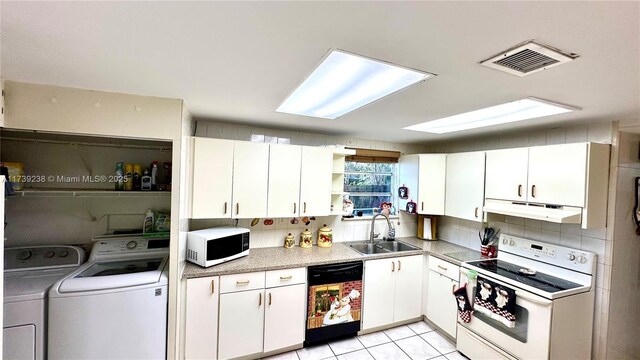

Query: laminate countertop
[182,237,481,279]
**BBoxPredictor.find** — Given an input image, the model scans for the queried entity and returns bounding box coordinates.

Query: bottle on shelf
[141,168,152,191]
[115,162,125,191]
[143,210,154,234]
[164,162,172,191]
[132,164,142,191]
[124,163,133,191]
[150,161,158,191]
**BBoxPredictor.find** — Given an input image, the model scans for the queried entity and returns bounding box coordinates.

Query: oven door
[458,269,553,359]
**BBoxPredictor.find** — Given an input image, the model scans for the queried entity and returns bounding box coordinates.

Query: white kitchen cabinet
[393,255,424,322]
[300,146,333,216]
[232,141,270,219]
[527,143,587,207]
[399,154,447,215]
[191,138,234,219]
[485,148,529,202]
[268,144,302,218]
[362,255,423,330]
[445,152,486,221]
[218,289,265,359]
[425,256,459,338]
[185,276,219,360]
[263,283,306,353]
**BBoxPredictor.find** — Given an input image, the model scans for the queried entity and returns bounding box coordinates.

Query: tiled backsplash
[190,211,419,248]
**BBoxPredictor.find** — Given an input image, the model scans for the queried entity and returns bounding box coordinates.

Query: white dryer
[3,245,85,360]
[48,236,169,360]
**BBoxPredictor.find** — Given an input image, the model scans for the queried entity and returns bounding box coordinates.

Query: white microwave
[186,227,250,267]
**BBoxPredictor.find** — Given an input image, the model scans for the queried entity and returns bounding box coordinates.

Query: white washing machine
[3,245,85,360]
[48,236,169,360]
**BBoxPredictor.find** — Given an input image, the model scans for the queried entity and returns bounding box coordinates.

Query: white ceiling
[2,1,639,143]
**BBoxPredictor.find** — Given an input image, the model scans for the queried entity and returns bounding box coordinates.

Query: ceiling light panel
[404,97,578,134]
[277,50,435,119]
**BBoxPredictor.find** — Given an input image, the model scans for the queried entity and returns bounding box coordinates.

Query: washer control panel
[92,237,169,256]
[5,246,85,271]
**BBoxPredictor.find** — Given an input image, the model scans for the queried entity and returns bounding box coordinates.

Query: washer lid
[4,267,78,302]
[57,257,167,293]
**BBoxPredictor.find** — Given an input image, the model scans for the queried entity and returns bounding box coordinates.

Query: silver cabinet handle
[437,265,448,271]
[224,202,228,214]
[280,275,293,280]
[210,280,215,294]
[293,203,296,214]
[259,293,262,306]
[398,260,401,271]
[236,203,240,215]
[303,202,307,213]
[517,185,522,197]
[268,292,272,306]
[474,207,479,218]
[531,185,537,198]
[236,280,250,286]
[392,261,395,272]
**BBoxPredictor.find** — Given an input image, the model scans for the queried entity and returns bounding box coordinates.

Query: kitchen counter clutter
[182,236,479,278]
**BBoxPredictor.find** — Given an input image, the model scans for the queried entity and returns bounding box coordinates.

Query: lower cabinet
[425,256,459,338]
[185,268,307,360]
[185,276,219,360]
[362,255,423,330]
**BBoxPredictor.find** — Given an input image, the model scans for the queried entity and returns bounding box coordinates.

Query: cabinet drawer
[266,267,306,288]
[220,271,265,294]
[428,256,459,280]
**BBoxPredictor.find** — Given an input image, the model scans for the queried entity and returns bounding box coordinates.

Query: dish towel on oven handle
[453,284,473,323]
[475,276,517,328]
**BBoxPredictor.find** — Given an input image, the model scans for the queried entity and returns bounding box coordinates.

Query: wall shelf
[11,188,172,198]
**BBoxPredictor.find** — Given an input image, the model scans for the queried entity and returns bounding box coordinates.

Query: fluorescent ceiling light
[276,49,435,119]
[404,97,578,134]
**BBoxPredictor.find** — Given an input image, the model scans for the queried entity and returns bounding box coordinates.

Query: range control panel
[499,234,596,274]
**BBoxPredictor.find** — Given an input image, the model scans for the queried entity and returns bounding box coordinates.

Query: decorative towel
[474,276,517,328]
[453,284,473,323]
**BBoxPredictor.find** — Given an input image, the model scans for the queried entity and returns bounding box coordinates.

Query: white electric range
[457,234,596,360]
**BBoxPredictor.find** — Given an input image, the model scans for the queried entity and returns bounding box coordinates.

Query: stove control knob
[126,241,138,250]
[509,239,515,246]
[567,253,576,261]
[44,251,55,258]
[578,255,588,264]
[18,250,32,261]
[59,250,69,257]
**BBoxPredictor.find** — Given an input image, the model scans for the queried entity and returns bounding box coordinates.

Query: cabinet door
[418,154,447,215]
[218,289,265,360]
[393,255,423,322]
[485,148,528,202]
[425,271,458,338]
[232,142,270,219]
[185,277,219,360]
[191,138,233,219]
[300,147,332,216]
[264,284,306,353]
[445,152,486,221]
[362,258,396,330]
[527,143,587,207]
[268,145,302,218]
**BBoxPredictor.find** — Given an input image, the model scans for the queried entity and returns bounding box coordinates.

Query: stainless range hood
[483,199,582,224]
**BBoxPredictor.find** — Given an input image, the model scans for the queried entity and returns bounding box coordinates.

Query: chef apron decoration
[474,276,517,328]
[453,285,473,323]
[323,289,361,326]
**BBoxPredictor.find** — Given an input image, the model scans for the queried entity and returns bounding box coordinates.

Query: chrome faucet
[369,213,395,243]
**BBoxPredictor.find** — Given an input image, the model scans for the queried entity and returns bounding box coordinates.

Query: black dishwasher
[304,261,363,346]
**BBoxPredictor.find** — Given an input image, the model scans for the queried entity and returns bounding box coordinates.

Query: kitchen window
[344,161,397,216]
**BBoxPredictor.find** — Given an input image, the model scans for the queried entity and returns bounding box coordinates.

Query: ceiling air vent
[481,40,579,77]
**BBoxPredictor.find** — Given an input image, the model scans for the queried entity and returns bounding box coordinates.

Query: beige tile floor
[264,321,468,360]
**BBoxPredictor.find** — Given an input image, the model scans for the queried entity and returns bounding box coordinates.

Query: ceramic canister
[284,233,295,249]
[300,228,313,248]
[317,224,333,248]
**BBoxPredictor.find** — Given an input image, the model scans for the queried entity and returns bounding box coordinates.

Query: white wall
[426,121,613,359]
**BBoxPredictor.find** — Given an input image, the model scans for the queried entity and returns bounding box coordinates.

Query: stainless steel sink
[347,241,420,255]
[377,241,420,252]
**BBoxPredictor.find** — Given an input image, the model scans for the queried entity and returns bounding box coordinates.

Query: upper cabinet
[232,142,270,219]
[484,143,610,229]
[445,152,486,222]
[191,138,234,219]
[191,137,333,219]
[268,144,302,218]
[299,147,333,216]
[399,154,446,215]
[485,147,529,202]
